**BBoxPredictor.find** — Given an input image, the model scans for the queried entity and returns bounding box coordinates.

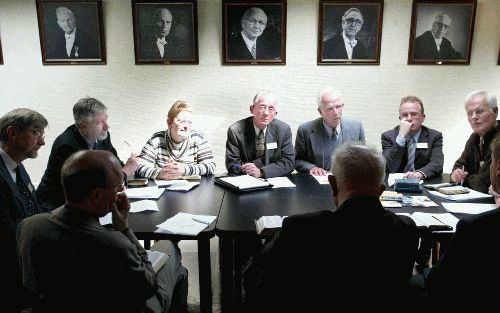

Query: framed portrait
[0,36,3,65]
[132,0,199,64]
[318,0,384,65]
[35,0,106,65]
[223,0,286,65]
[408,0,476,65]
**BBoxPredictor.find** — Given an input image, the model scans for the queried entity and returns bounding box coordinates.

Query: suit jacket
[413,30,462,60]
[225,117,294,178]
[0,157,38,311]
[227,32,279,60]
[381,125,444,179]
[322,32,370,59]
[36,125,121,211]
[244,196,418,311]
[427,207,500,305]
[139,34,193,60]
[295,117,365,172]
[47,27,99,59]
[17,205,162,312]
[452,124,499,193]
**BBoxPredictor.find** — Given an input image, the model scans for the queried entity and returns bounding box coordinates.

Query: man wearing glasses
[0,108,48,311]
[323,7,369,60]
[226,90,294,178]
[227,7,279,60]
[451,91,499,193]
[414,13,462,60]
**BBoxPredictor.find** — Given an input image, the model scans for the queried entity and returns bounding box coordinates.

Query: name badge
[267,142,277,150]
[416,142,428,149]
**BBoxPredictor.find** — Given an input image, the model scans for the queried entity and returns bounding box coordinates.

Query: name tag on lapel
[267,142,277,150]
[416,143,428,149]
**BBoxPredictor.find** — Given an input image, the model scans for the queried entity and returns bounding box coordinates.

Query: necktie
[251,43,256,59]
[332,129,338,141]
[256,130,265,158]
[16,166,37,217]
[92,141,98,150]
[404,137,416,172]
[479,137,485,159]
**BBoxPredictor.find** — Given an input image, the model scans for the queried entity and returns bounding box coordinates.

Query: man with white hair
[450,90,499,193]
[295,88,365,175]
[226,90,294,178]
[414,13,462,59]
[244,143,418,310]
[48,6,99,59]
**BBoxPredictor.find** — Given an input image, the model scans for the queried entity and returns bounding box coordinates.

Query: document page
[219,175,270,189]
[130,200,159,212]
[126,186,165,199]
[429,188,493,201]
[156,213,217,236]
[442,202,497,215]
[267,177,296,188]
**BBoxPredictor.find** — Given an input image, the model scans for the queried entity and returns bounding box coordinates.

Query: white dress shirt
[342,31,358,60]
[65,29,76,57]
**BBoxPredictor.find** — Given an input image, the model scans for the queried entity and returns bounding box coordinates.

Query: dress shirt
[395,130,421,147]
[254,124,267,138]
[156,37,167,58]
[342,31,357,59]
[65,29,76,57]
[433,35,443,52]
[241,32,257,57]
[0,147,17,182]
[323,121,342,142]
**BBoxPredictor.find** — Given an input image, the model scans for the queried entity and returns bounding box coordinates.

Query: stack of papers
[130,200,159,213]
[442,202,497,215]
[380,191,403,201]
[126,186,165,199]
[155,179,189,187]
[156,213,217,236]
[267,177,296,188]
[380,195,438,208]
[428,188,493,201]
[312,174,330,185]
[397,212,459,232]
[216,175,272,191]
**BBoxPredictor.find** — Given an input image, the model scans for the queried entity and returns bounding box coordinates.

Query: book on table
[255,215,288,235]
[215,175,273,192]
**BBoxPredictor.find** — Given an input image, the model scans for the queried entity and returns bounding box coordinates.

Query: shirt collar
[342,31,357,48]
[322,120,341,138]
[410,130,421,142]
[0,147,18,181]
[241,31,257,52]
[65,28,76,40]
[253,124,266,137]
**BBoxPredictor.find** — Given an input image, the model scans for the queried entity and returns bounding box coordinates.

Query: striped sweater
[136,130,216,178]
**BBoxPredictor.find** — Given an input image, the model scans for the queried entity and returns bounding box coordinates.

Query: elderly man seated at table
[136,100,216,179]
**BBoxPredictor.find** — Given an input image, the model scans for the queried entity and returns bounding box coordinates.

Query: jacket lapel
[310,119,327,161]
[244,117,256,161]
[415,127,428,163]
[0,156,26,206]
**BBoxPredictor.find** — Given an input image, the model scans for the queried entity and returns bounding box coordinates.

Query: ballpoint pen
[460,165,465,186]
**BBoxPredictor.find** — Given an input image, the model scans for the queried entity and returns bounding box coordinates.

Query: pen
[432,215,445,225]
[460,165,465,186]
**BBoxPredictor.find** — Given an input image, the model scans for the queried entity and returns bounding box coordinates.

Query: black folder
[214,176,273,192]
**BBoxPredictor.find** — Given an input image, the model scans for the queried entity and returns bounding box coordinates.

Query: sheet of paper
[381,201,402,208]
[155,213,217,236]
[219,175,270,189]
[130,200,159,213]
[155,179,189,187]
[267,177,296,188]
[410,196,438,207]
[166,182,200,191]
[410,212,459,232]
[429,188,493,201]
[126,186,165,199]
[312,174,330,184]
[442,202,497,215]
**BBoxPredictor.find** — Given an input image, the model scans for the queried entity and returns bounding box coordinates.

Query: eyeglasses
[467,107,487,118]
[176,119,193,125]
[434,22,450,30]
[344,18,363,26]
[256,105,276,113]
[30,130,45,140]
[245,18,267,27]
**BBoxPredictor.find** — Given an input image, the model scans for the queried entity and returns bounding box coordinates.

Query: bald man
[414,13,462,59]
[47,6,100,59]
[227,7,279,60]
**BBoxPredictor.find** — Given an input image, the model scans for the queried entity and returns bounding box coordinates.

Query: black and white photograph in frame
[36,0,105,65]
[318,0,384,65]
[0,34,3,65]
[132,0,198,64]
[223,0,286,65]
[408,0,476,65]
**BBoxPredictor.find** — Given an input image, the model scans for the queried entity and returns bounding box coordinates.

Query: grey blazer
[381,125,444,179]
[226,116,295,178]
[295,118,365,173]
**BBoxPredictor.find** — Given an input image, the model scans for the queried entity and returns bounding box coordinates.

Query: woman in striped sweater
[136,100,216,179]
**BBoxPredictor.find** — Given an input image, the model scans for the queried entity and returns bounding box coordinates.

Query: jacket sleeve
[381,131,405,173]
[294,125,316,173]
[225,126,243,174]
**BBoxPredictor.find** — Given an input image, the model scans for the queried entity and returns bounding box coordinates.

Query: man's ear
[249,105,254,115]
[328,175,338,196]
[6,126,16,140]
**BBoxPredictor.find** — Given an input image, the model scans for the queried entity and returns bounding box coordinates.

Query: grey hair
[317,87,343,109]
[342,8,363,21]
[56,6,74,18]
[0,108,48,142]
[73,97,108,124]
[253,90,277,106]
[154,7,172,20]
[242,7,267,22]
[434,13,451,23]
[331,143,385,187]
[464,90,497,110]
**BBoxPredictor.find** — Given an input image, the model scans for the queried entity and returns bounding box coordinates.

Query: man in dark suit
[244,143,418,310]
[0,108,48,312]
[18,150,188,312]
[414,14,462,60]
[323,7,370,60]
[227,7,279,60]
[451,90,498,193]
[226,90,294,178]
[47,6,99,59]
[139,7,193,60]
[36,97,140,212]
[382,95,444,180]
[426,136,500,306]
[295,87,365,175]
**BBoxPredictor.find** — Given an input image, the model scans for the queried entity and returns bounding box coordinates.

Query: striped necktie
[251,43,256,59]
[404,137,416,172]
[16,166,37,217]
[256,130,265,158]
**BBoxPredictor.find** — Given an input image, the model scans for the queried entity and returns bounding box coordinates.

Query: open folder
[215,175,273,192]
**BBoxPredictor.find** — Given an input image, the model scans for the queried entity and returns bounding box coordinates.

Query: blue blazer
[295,117,365,173]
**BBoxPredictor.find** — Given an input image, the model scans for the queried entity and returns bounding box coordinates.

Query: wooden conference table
[215,173,494,311]
[127,176,225,313]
